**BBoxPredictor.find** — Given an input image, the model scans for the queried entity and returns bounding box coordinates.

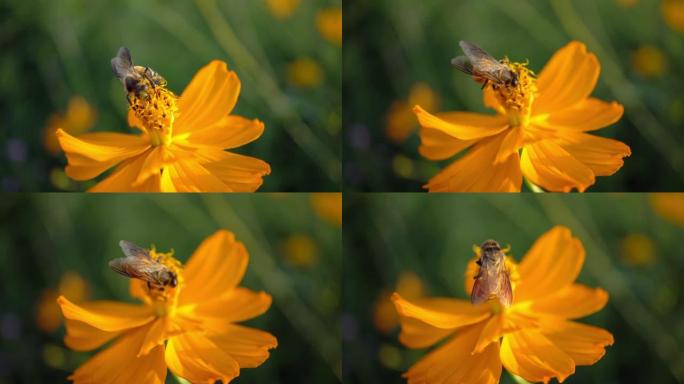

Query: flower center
[144,248,183,317]
[129,79,178,147]
[491,60,537,128]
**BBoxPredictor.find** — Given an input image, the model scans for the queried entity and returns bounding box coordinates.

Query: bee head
[480,239,501,252]
[509,72,519,87]
[125,76,148,94]
[169,272,178,288]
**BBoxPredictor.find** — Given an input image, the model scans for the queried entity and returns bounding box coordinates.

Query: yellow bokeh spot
[44,96,97,155]
[59,271,89,302]
[311,193,342,227]
[631,45,668,78]
[616,0,638,7]
[620,233,656,266]
[282,234,318,267]
[287,58,324,88]
[386,82,440,143]
[650,193,684,227]
[43,344,67,369]
[378,344,402,369]
[662,0,684,33]
[316,7,342,46]
[374,271,425,334]
[392,155,415,179]
[36,271,89,333]
[266,0,301,19]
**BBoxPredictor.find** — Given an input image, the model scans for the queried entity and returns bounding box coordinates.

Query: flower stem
[523,178,545,193]
[173,374,190,384]
[510,373,533,384]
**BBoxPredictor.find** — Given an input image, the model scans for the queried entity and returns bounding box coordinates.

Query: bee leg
[480,79,489,90]
[144,67,156,88]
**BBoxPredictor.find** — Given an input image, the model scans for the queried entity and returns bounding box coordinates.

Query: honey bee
[109,240,177,290]
[451,40,518,89]
[471,239,512,307]
[110,47,167,103]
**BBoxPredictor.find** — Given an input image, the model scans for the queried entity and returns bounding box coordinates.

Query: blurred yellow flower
[316,7,342,46]
[311,193,342,227]
[266,0,300,19]
[620,233,656,266]
[287,58,324,88]
[282,234,318,267]
[36,271,89,333]
[386,82,440,143]
[58,230,277,383]
[393,226,613,383]
[373,271,425,334]
[650,193,684,227]
[58,61,270,192]
[415,41,630,192]
[44,96,97,155]
[631,45,668,77]
[662,0,684,33]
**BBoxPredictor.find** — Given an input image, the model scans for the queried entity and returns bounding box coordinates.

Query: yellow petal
[501,329,576,383]
[495,125,525,164]
[541,318,614,366]
[64,319,121,351]
[535,98,624,132]
[557,132,631,176]
[483,85,505,114]
[520,140,595,192]
[58,296,154,332]
[395,315,455,349]
[180,230,248,306]
[534,41,600,114]
[137,317,189,357]
[418,127,475,160]
[127,109,146,131]
[70,327,167,384]
[206,324,277,368]
[515,226,585,303]
[192,288,272,323]
[528,284,608,319]
[57,129,149,180]
[184,116,265,150]
[426,134,522,192]
[165,332,240,383]
[176,60,241,134]
[414,105,508,140]
[404,323,502,384]
[160,159,231,192]
[202,151,271,192]
[392,293,490,330]
[88,152,161,192]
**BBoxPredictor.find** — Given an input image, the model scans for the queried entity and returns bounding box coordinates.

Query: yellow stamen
[129,79,178,147]
[491,60,537,128]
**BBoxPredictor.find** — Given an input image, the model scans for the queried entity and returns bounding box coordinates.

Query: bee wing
[471,277,488,305]
[108,256,166,282]
[451,56,474,75]
[498,271,513,307]
[119,240,151,259]
[458,40,506,82]
[111,47,133,80]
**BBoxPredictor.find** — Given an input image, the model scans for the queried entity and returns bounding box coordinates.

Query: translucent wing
[458,40,507,83]
[498,270,513,307]
[471,276,488,305]
[451,56,473,75]
[119,240,150,259]
[111,47,133,80]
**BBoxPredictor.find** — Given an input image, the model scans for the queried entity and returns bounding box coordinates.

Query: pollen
[491,60,537,128]
[129,79,178,147]
[145,247,183,316]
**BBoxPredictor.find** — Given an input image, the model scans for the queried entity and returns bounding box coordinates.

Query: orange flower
[57,61,270,192]
[392,226,613,383]
[316,7,342,46]
[58,230,277,383]
[415,41,630,192]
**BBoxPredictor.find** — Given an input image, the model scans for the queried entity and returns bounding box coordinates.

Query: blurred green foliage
[0,0,341,192]
[0,193,341,383]
[344,0,684,192]
[343,193,684,383]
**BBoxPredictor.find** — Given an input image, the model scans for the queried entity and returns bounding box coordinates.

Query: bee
[471,239,512,307]
[451,40,518,89]
[110,47,167,103]
[109,240,177,290]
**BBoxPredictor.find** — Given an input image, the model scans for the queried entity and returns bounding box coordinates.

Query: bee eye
[124,77,138,92]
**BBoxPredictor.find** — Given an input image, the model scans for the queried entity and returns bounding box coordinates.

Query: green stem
[510,373,533,384]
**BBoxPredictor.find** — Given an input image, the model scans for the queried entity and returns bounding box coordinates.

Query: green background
[343,0,684,192]
[343,193,684,383]
[0,193,341,383]
[0,0,341,192]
